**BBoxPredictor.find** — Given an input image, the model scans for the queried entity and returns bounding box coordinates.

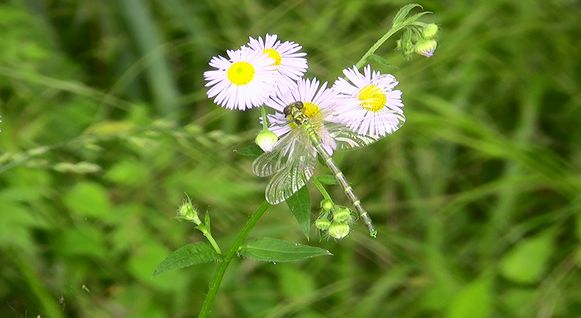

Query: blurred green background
[1,0,580,317]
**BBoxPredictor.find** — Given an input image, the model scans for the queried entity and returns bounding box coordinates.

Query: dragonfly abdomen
[303,123,378,237]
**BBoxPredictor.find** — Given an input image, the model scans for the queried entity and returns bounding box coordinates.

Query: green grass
[1,0,580,317]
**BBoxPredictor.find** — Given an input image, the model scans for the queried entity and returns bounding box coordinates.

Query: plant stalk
[198,201,271,318]
[355,27,402,69]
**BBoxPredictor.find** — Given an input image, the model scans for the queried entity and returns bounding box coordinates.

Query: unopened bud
[333,207,352,223]
[422,23,439,39]
[255,129,278,152]
[320,199,334,211]
[177,200,201,225]
[328,223,350,239]
[415,39,437,57]
[315,218,331,231]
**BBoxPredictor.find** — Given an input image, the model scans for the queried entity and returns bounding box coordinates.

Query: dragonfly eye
[283,106,291,117]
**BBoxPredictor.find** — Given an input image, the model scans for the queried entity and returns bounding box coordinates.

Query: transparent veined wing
[264,145,317,204]
[326,122,378,150]
[252,132,299,177]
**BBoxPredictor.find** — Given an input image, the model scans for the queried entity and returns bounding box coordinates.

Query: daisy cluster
[203,34,405,150]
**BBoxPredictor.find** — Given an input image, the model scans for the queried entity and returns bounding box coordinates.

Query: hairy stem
[355,27,402,69]
[312,177,332,201]
[198,201,271,318]
[199,226,222,255]
[260,106,269,130]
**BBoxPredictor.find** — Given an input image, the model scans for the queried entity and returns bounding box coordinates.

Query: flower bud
[320,199,334,211]
[332,207,352,223]
[177,200,201,225]
[255,129,278,152]
[315,218,331,231]
[422,23,439,39]
[415,39,437,57]
[328,223,350,239]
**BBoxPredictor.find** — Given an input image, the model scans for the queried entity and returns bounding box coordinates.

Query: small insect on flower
[332,65,405,138]
[264,77,341,155]
[253,78,379,237]
[204,46,277,110]
[247,34,308,93]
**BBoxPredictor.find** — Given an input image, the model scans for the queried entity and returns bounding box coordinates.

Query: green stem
[312,177,332,201]
[198,201,271,318]
[200,227,222,255]
[260,106,269,130]
[355,26,402,69]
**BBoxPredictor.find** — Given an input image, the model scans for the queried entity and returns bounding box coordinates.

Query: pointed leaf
[315,175,338,185]
[234,144,263,158]
[446,275,492,318]
[401,12,432,27]
[153,242,222,275]
[239,238,332,262]
[500,230,554,284]
[204,212,211,230]
[368,54,398,72]
[286,186,311,238]
[392,3,422,27]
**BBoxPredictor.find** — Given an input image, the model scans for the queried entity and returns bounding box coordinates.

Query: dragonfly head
[283,101,304,118]
[282,102,305,125]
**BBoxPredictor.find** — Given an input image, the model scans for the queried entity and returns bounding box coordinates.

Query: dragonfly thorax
[283,101,309,125]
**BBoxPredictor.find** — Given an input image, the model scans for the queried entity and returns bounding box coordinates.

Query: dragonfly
[252,101,380,237]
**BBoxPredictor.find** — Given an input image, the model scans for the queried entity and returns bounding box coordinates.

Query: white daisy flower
[332,65,405,137]
[204,46,277,110]
[265,77,339,155]
[247,34,308,93]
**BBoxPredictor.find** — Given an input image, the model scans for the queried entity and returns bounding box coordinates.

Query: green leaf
[63,182,111,218]
[392,3,422,27]
[132,239,187,292]
[234,144,263,158]
[368,54,398,72]
[286,186,311,238]
[500,230,554,284]
[56,227,108,259]
[315,175,338,185]
[239,238,332,262]
[400,12,432,27]
[153,242,222,275]
[204,212,211,230]
[277,267,315,301]
[446,275,492,318]
[105,159,149,186]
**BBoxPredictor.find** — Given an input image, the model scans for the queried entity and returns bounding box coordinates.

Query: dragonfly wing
[252,132,300,177]
[264,143,317,205]
[327,123,378,150]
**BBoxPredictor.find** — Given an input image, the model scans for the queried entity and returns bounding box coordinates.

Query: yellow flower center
[358,84,386,112]
[226,61,255,85]
[263,48,282,66]
[302,102,321,118]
